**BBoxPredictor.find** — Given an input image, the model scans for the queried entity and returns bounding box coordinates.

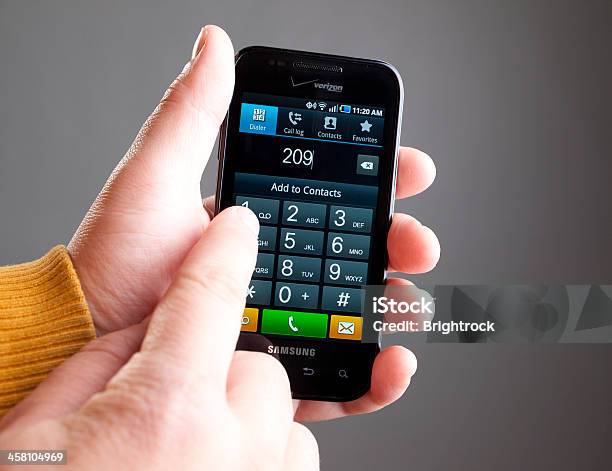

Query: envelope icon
[329,315,362,340]
[338,321,355,335]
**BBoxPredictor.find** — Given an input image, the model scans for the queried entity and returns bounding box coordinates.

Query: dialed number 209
[282,147,314,169]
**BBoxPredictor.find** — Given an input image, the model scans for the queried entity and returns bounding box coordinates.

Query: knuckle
[81,328,141,365]
[75,387,161,449]
[102,352,215,434]
[159,70,226,130]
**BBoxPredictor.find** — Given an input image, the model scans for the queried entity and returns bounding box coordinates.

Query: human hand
[0,207,318,471]
[67,25,440,421]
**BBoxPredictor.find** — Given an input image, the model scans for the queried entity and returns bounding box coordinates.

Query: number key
[327,232,370,259]
[258,225,277,252]
[324,259,368,286]
[236,196,280,224]
[277,255,322,283]
[282,201,326,228]
[329,206,373,233]
[280,228,324,255]
[275,282,319,309]
[253,253,275,278]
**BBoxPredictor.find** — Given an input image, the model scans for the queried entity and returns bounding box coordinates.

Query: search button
[338,369,349,379]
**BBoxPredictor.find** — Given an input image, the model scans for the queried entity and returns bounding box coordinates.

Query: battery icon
[339,104,352,113]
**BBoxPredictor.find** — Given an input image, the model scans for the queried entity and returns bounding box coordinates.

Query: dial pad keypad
[240,193,374,317]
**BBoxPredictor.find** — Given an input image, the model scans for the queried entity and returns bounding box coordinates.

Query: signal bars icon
[305,102,339,112]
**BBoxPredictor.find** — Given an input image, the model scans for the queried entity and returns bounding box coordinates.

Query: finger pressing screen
[139,206,259,389]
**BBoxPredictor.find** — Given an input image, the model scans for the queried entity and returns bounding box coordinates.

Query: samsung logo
[313,82,343,93]
[267,345,316,357]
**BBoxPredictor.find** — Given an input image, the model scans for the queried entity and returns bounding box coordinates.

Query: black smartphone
[216,46,403,401]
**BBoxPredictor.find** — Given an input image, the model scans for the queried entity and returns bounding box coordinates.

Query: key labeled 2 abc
[282,201,326,228]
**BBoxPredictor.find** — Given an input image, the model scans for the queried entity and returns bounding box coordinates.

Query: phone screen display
[217,48,402,400]
[233,93,384,343]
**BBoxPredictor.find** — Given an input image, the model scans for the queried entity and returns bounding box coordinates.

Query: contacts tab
[313,112,349,143]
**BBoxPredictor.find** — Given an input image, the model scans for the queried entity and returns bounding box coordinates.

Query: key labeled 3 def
[329,205,373,233]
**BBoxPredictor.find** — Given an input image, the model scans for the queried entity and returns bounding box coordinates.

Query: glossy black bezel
[216,46,403,401]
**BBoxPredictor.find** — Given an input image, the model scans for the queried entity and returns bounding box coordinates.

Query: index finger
[140,206,259,387]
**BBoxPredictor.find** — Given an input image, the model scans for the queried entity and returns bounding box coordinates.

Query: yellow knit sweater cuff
[0,245,96,416]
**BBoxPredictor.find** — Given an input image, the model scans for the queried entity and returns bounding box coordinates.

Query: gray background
[1,0,611,469]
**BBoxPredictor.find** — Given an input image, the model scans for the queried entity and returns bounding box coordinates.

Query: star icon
[246,285,256,299]
[360,120,373,132]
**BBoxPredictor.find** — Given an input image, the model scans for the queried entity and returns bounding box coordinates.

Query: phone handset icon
[288,111,302,126]
[288,315,299,333]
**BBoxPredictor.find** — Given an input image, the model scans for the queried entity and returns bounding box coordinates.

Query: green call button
[261,309,328,338]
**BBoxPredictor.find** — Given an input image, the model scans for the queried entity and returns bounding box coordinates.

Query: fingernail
[234,206,260,236]
[191,26,209,60]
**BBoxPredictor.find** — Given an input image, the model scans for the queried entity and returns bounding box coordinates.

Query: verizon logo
[313,82,343,93]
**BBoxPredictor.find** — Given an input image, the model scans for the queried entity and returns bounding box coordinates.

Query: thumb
[112,25,235,194]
